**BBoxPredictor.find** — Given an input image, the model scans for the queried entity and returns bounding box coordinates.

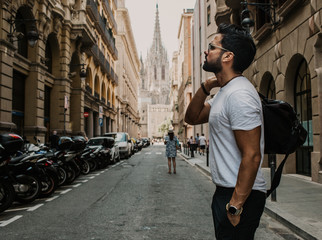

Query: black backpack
[259,93,308,197]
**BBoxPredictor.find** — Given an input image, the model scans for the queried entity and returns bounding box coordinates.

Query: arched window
[45,41,52,74]
[266,75,276,99]
[294,59,312,176]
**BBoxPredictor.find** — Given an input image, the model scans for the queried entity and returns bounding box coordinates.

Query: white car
[103,132,131,159]
[87,137,120,164]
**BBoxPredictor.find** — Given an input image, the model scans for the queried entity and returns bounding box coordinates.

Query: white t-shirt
[199,136,206,146]
[208,76,266,192]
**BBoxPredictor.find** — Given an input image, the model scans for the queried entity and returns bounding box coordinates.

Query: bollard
[206,146,209,167]
[190,145,194,157]
[269,154,276,201]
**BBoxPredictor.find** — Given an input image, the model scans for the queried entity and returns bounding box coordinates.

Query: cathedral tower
[142,4,170,105]
[139,4,172,139]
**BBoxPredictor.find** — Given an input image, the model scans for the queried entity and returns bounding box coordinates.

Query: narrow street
[0,145,302,240]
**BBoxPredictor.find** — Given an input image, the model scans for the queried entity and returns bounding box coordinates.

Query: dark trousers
[211,186,266,240]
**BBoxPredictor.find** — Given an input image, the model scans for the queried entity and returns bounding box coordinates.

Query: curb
[264,205,318,240]
[195,163,211,177]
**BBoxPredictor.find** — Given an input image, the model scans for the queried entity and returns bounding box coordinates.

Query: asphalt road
[0,144,302,240]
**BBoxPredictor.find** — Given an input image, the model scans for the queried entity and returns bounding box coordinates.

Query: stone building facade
[191,0,219,142]
[169,51,179,136]
[175,9,194,142]
[0,0,140,143]
[115,0,140,138]
[139,4,171,139]
[212,0,322,183]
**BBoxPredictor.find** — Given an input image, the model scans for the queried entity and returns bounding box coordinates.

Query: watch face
[229,206,237,215]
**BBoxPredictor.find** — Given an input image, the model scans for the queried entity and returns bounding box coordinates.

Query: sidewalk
[179,151,322,240]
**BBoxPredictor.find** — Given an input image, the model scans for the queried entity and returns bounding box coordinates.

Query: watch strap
[201,82,210,96]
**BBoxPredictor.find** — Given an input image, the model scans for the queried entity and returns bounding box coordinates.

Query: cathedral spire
[152,3,162,53]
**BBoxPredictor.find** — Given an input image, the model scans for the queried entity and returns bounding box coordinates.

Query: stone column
[102,115,107,134]
[94,112,100,136]
[0,40,16,132]
[88,110,93,138]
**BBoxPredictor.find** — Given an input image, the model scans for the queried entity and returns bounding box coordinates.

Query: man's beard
[203,54,223,74]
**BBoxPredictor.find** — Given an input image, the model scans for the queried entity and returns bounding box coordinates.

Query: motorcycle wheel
[0,180,15,213]
[57,167,67,186]
[88,159,97,172]
[15,175,41,204]
[65,167,76,185]
[40,173,57,198]
[80,160,90,175]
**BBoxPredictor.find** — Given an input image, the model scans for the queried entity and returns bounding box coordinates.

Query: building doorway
[12,71,26,136]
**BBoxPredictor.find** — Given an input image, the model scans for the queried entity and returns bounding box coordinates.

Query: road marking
[5,207,29,212]
[0,215,23,227]
[73,183,82,188]
[88,176,95,179]
[27,204,44,212]
[156,152,162,155]
[60,189,72,194]
[45,196,59,202]
[145,153,151,155]
[99,170,105,174]
[75,179,88,183]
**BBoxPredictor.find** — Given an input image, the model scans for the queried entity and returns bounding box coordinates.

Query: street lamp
[3,7,39,47]
[240,1,279,32]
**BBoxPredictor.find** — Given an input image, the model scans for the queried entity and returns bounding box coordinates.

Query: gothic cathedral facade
[139,4,172,139]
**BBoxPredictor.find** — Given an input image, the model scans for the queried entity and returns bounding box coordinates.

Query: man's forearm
[230,153,261,208]
[185,87,209,125]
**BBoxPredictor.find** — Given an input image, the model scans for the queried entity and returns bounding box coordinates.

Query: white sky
[125,0,196,61]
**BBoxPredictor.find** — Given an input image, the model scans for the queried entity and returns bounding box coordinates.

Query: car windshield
[105,133,124,142]
[88,139,104,146]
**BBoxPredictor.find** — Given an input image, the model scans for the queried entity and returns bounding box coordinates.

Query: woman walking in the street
[164,129,179,174]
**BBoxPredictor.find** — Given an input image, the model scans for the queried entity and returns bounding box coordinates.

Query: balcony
[86,85,92,94]
[86,45,118,85]
[94,92,100,99]
[102,0,117,30]
[70,1,96,49]
[86,0,118,59]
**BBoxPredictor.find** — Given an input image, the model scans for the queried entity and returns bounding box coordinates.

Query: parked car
[103,132,131,159]
[87,137,120,164]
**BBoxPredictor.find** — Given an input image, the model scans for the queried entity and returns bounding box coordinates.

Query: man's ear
[222,52,234,63]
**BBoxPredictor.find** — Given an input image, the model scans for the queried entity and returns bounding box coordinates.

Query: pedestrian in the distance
[164,129,178,174]
[49,130,59,150]
[199,133,207,155]
[195,133,200,153]
[185,23,266,240]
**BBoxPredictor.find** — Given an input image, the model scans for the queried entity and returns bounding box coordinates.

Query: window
[207,5,211,25]
[266,75,276,99]
[256,0,270,30]
[162,66,165,80]
[295,59,312,176]
[154,67,157,80]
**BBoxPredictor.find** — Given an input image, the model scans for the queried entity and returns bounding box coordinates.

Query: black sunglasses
[208,43,233,54]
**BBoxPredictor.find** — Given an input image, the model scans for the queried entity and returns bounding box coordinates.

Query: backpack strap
[266,153,289,198]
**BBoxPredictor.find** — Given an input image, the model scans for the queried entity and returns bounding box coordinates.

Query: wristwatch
[226,203,243,216]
